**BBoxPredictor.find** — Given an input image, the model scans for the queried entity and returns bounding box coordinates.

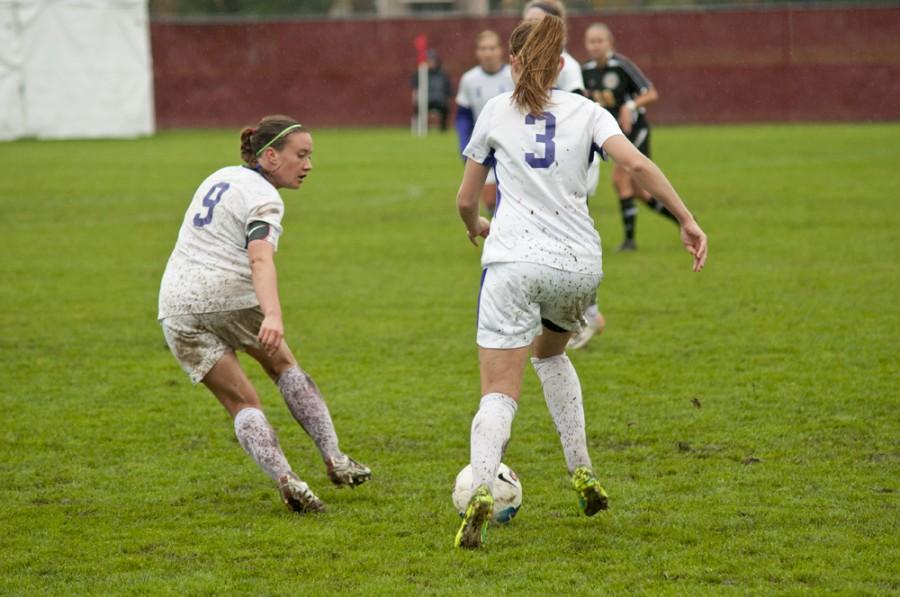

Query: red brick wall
[151,6,900,128]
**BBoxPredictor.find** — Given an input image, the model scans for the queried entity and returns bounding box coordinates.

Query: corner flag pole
[413,34,428,137]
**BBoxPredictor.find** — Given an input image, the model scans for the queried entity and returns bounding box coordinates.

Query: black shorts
[628,115,651,157]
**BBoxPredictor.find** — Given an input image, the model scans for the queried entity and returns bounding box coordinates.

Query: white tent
[0,0,154,140]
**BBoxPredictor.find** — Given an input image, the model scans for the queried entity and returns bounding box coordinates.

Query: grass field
[1,123,898,595]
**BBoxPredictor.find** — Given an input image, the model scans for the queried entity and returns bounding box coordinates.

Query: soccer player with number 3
[453,17,707,549]
[158,115,370,514]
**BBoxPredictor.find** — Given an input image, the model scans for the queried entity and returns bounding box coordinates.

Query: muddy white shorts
[160,307,264,384]
[476,262,602,349]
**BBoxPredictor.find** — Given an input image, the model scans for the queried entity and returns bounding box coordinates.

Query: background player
[523,0,585,95]
[524,0,609,352]
[583,22,678,252]
[454,16,707,549]
[158,115,371,513]
[455,30,514,213]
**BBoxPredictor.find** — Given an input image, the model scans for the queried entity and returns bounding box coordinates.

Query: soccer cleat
[278,473,326,513]
[617,238,637,252]
[571,466,609,516]
[568,321,598,350]
[455,485,494,549]
[326,454,372,488]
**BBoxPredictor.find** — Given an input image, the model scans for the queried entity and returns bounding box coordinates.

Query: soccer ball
[452,462,522,523]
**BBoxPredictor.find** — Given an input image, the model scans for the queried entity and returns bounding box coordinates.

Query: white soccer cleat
[568,311,606,350]
[326,454,372,488]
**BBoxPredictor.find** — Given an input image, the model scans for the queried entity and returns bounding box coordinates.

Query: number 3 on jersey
[525,112,556,169]
[193,182,230,227]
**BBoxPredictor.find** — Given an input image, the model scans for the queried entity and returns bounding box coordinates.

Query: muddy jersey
[159,166,284,319]
[463,90,623,274]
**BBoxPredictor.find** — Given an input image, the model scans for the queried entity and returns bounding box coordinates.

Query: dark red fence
[151,6,900,128]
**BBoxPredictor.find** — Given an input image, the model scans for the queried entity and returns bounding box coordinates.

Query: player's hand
[258,314,284,356]
[618,106,633,135]
[467,216,491,246]
[680,219,708,272]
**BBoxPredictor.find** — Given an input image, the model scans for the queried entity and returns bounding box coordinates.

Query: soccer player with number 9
[158,115,370,514]
[453,16,707,549]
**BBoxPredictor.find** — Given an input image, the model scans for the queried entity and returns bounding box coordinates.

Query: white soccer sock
[532,354,592,473]
[277,366,341,462]
[233,407,293,482]
[470,393,518,490]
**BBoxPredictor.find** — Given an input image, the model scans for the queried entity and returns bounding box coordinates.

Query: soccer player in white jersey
[455,30,514,213]
[522,0,585,95]
[158,115,370,514]
[453,17,707,549]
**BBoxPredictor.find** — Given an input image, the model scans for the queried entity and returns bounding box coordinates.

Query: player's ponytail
[240,115,307,168]
[510,15,566,116]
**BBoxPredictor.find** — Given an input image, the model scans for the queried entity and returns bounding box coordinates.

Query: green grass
[0,123,897,595]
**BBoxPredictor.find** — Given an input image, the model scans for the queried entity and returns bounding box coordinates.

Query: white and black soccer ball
[452,462,522,523]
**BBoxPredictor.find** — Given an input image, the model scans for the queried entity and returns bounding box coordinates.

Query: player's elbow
[457,191,476,212]
[620,153,651,176]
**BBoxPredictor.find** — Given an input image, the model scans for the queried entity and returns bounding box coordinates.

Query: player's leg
[471,263,538,490]
[457,263,535,548]
[201,351,325,513]
[246,340,371,488]
[613,165,638,251]
[534,273,609,516]
[456,345,528,548]
[586,160,601,198]
[481,184,497,214]
[631,125,678,223]
[473,345,527,492]
[481,166,498,215]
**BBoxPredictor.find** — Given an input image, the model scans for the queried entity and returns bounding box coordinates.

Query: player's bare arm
[248,239,284,355]
[604,134,708,271]
[456,159,491,245]
[619,86,658,133]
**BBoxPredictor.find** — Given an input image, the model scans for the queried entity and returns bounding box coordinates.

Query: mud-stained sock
[531,354,592,473]
[233,407,293,482]
[470,393,518,490]
[276,366,341,462]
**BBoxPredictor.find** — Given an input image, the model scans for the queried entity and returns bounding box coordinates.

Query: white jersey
[557,51,585,93]
[158,166,284,319]
[463,89,624,274]
[455,64,514,120]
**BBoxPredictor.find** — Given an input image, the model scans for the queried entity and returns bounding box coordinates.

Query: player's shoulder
[215,166,280,201]
[460,65,482,82]
[550,89,594,108]
[482,92,514,112]
[610,52,639,70]
[582,59,598,70]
